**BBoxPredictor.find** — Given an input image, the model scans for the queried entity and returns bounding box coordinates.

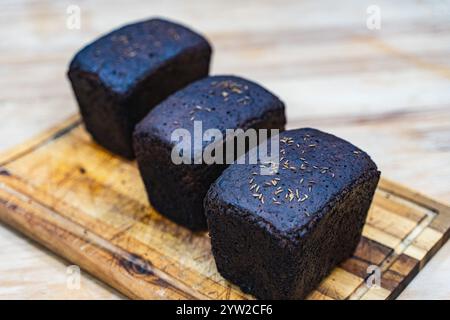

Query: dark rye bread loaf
[133,75,286,230]
[68,18,212,158]
[204,128,380,299]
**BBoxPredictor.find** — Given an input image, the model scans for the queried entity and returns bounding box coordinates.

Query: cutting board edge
[0,114,449,300]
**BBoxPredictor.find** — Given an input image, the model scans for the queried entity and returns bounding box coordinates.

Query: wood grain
[0,118,449,300]
[1,0,450,299]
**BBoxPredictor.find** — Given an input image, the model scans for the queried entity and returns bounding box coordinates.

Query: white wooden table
[0,0,449,299]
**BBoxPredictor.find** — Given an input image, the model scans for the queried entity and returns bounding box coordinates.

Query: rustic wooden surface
[1,117,449,300]
[0,0,449,299]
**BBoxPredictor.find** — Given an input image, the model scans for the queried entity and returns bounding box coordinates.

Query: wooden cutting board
[0,115,449,300]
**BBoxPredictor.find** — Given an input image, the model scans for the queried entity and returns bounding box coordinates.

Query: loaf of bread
[68,18,212,158]
[204,128,380,299]
[133,75,286,230]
